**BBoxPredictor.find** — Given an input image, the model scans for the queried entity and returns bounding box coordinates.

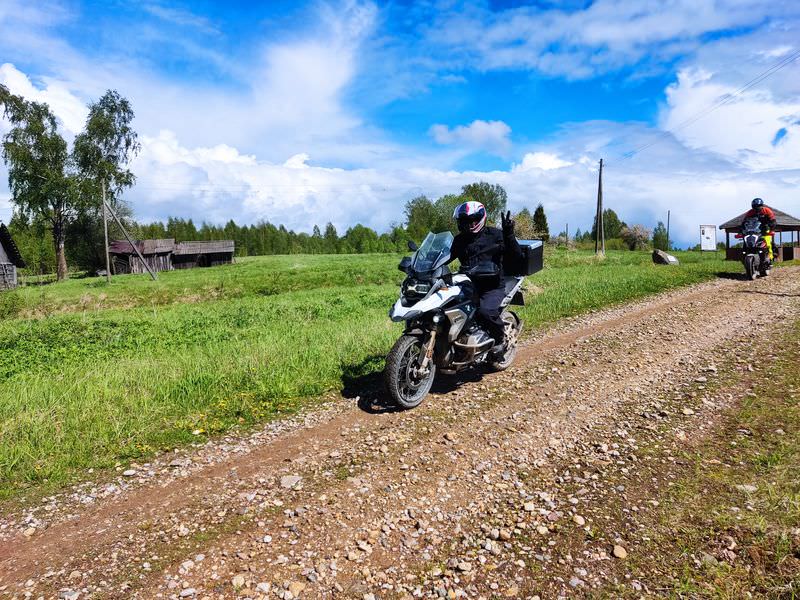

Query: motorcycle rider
[448,201,523,355]
[742,198,777,263]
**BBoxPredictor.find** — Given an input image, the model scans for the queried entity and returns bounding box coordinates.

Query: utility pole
[595,158,605,255]
[102,180,111,283]
[666,210,671,251]
[566,223,569,245]
[104,199,158,281]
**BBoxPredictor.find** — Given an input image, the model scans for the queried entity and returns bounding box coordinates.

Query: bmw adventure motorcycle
[738,216,771,280]
[384,231,542,409]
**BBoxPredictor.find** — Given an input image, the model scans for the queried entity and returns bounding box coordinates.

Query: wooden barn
[172,240,236,269]
[0,222,26,290]
[110,239,176,274]
[110,239,235,274]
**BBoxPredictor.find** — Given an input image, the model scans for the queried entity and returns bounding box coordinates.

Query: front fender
[390,286,462,323]
[389,299,421,322]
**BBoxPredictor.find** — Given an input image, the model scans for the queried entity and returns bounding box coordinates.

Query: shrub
[0,291,23,319]
[621,225,652,251]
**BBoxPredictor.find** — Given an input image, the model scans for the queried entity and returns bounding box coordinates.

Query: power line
[614,48,800,163]
[136,184,416,190]
[133,182,427,192]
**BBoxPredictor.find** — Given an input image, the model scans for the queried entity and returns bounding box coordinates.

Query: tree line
[572,208,671,251]
[6,181,551,275]
[2,84,675,281]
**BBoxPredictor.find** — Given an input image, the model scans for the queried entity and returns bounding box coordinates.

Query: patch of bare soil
[1,267,798,600]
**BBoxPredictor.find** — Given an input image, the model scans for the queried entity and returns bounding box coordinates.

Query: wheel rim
[397,341,431,402]
[494,313,520,367]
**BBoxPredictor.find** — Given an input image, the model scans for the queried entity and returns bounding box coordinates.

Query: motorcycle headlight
[402,278,431,297]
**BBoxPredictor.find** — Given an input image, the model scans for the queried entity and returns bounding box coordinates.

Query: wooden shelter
[172,240,236,269]
[0,222,26,289]
[110,239,175,274]
[110,239,235,274]
[720,207,800,261]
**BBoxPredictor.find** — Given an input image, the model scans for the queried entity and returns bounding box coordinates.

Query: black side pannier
[506,239,543,276]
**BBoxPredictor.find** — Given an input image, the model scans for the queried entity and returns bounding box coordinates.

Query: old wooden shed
[109,238,235,274]
[0,222,26,289]
[720,207,800,261]
[172,240,236,269]
[110,239,175,274]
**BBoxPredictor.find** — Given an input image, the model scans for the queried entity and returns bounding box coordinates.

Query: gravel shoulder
[1,267,798,599]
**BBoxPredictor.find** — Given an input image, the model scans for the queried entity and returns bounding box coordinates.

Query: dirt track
[2,267,798,599]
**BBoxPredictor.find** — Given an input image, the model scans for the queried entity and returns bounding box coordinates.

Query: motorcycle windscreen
[742,217,761,235]
[411,231,454,272]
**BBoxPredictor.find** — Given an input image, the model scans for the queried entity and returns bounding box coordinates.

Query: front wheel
[384,335,436,409]
[744,255,757,280]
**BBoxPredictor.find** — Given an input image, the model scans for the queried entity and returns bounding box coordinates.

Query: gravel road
[2,266,798,600]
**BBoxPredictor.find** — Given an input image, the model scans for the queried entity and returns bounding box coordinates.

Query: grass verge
[0,249,754,501]
[623,319,800,597]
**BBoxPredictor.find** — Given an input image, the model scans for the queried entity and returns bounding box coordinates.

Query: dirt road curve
[2,267,798,599]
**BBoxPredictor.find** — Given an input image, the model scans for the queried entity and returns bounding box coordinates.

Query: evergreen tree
[323,222,338,253]
[532,204,550,241]
[591,208,626,240]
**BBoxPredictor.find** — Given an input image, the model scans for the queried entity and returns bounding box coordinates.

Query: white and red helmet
[453,200,487,234]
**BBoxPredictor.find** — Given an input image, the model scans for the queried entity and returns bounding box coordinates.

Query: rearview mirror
[407,240,418,252]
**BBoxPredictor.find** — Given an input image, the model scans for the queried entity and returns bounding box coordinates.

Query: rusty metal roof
[174,240,235,255]
[109,239,176,255]
[109,239,235,256]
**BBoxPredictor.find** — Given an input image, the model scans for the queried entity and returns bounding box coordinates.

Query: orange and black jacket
[743,206,777,235]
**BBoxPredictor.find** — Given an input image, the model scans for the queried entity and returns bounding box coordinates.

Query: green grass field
[0,249,742,499]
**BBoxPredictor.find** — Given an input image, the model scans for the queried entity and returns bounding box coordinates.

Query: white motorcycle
[384,231,542,409]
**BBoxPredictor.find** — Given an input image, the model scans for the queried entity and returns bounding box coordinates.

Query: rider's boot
[489,334,507,358]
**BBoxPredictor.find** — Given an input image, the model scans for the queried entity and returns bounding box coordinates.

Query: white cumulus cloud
[513,152,574,172]
[0,63,88,135]
[429,120,512,155]
[421,0,800,78]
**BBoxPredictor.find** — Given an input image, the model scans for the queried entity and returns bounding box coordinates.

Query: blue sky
[1,0,799,246]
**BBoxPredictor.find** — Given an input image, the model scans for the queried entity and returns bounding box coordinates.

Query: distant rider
[743,198,777,263]
[448,201,522,355]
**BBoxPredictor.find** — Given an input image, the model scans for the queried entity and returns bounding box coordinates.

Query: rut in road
[1,267,798,599]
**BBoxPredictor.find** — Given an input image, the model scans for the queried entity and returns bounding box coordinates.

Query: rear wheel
[745,255,757,280]
[489,311,521,371]
[384,335,436,409]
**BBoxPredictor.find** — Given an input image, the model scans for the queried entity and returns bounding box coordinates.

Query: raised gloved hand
[501,210,515,237]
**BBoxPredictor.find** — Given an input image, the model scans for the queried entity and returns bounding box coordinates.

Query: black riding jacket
[448,227,522,294]
[450,226,506,277]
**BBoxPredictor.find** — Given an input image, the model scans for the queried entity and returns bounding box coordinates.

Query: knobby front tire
[384,335,436,409]
[745,255,757,280]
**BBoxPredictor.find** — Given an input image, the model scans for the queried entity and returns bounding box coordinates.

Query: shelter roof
[174,240,235,255]
[0,222,26,268]
[110,239,176,255]
[720,207,800,232]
